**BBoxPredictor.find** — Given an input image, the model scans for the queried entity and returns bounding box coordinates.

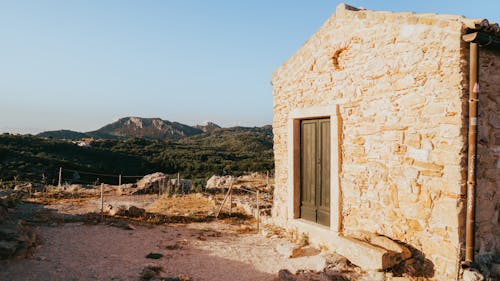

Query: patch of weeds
[145,252,163,259]
[300,232,310,246]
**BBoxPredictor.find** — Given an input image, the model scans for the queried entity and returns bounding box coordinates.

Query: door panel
[300,118,330,226]
[317,119,331,226]
[300,120,317,222]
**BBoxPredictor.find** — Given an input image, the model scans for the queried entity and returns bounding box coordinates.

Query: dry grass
[147,193,217,216]
[24,196,98,205]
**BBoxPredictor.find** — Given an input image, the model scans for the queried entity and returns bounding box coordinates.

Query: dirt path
[0,195,330,281]
[0,221,330,281]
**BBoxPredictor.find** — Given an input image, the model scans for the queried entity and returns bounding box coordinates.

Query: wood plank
[300,120,316,222]
[317,119,331,226]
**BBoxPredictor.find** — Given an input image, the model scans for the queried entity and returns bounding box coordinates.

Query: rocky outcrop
[206,175,233,189]
[126,173,192,195]
[0,191,37,260]
[135,173,167,194]
[206,173,273,193]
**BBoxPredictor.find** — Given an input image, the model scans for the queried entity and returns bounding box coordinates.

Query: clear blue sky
[1,1,499,134]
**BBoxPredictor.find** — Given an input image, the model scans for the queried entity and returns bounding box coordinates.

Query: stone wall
[270,4,489,280]
[475,47,500,261]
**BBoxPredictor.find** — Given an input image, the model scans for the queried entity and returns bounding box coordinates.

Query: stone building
[271,4,499,280]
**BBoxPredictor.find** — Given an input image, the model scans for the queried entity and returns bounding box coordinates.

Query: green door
[300,118,330,226]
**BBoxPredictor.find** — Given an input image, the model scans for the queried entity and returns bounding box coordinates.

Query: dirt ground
[0,193,336,281]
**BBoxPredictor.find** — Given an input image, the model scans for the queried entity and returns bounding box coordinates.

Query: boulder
[462,269,485,281]
[206,175,233,189]
[0,221,37,260]
[278,269,297,281]
[0,240,18,259]
[165,179,192,195]
[104,204,127,216]
[135,172,167,194]
[127,206,145,218]
[491,263,500,279]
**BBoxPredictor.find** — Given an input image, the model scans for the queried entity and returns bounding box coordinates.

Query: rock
[323,272,350,281]
[293,254,327,273]
[0,240,18,259]
[369,234,412,260]
[140,265,163,281]
[135,172,167,194]
[362,271,386,281]
[104,204,127,216]
[290,245,320,258]
[127,206,145,217]
[133,173,192,195]
[14,183,32,192]
[276,242,298,258]
[278,269,297,281]
[168,179,192,194]
[491,263,500,278]
[206,175,233,189]
[0,225,18,240]
[335,236,401,271]
[462,269,484,281]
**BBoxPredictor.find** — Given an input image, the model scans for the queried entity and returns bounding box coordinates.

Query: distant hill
[38,117,214,141]
[37,130,90,140]
[0,122,274,188]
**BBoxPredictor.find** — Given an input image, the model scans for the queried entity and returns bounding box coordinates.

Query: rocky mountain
[38,117,208,141]
[194,122,221,133]
[87,117,203,141]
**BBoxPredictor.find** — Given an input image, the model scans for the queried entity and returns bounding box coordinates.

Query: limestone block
[334,237,403,270]
[357,232,412,261]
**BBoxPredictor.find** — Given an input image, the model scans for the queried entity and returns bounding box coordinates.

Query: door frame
[287,104,342,233]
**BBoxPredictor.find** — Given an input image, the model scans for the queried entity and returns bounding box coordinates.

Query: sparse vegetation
[0,126,273,187]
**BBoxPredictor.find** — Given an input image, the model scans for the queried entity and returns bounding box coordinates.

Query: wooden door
[300,118,330,226]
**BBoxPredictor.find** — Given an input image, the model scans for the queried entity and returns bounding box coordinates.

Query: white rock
[462,269,484,281]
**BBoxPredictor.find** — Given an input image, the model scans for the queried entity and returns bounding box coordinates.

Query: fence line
[57,166,182,187]
[215,180,261,232]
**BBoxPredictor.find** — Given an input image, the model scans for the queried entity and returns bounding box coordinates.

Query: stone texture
[462,269,485,281]
[334,237,401,270]
[271,3,499,280]
[205,175,233,189]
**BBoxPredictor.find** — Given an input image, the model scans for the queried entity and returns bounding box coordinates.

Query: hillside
[88,117,203,141]
[37,130,90,140]
[0,124,273,188]
[38,117,213,141]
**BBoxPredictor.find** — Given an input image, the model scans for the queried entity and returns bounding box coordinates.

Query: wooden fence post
[118,174,122,186]
[177,172,181,193]
[256,190,260,232]
[229,188,232,215]
[58,167,62,187]
[266,170,269,189]
[100,183,104,221]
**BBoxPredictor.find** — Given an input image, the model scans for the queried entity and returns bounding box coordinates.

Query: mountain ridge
[37,117,265,141]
